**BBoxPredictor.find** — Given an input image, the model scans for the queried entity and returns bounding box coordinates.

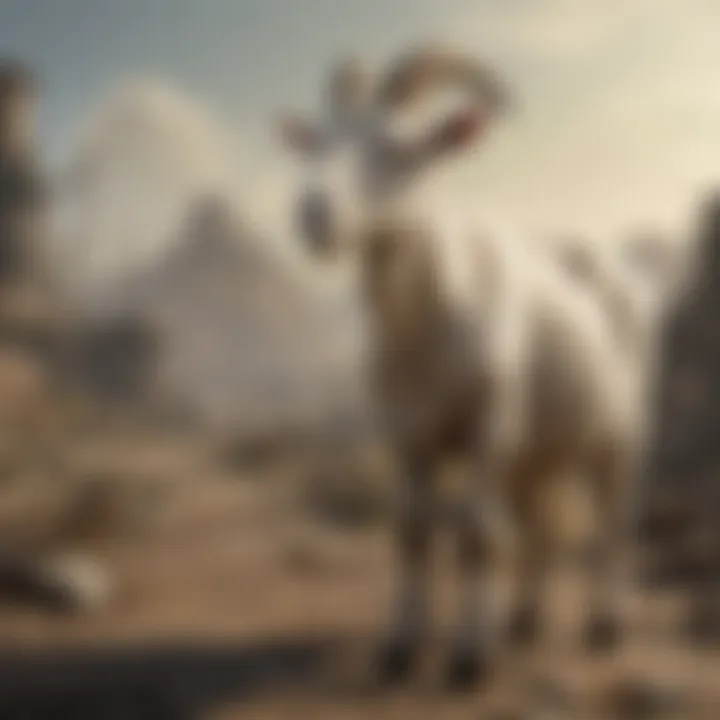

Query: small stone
[642,498,694,542]
[487,712,527,720]
[528,677,576,713]
[376,639,420,687]
[0,552,113,613]
[282,541,342,577]
[685,591,720,645]
[446,646,493,693]
[507,604,541,647]
[606,677,690,719]
[583,613,623,654]
[40,553,113,612]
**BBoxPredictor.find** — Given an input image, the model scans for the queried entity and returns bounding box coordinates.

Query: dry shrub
[218,424,310,474]
[0,344,54,479]
[59,471,167,546]
[302,438,394,530]
[602,676,691,720]
[0,479,70,553]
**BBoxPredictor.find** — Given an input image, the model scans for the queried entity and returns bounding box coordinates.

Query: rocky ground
[0,395,718,720]
[2,196,720,716]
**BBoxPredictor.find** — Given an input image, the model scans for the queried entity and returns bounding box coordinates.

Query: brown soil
[0,434,717,720]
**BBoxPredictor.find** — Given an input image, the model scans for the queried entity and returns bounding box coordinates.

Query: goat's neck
[360,220,448,373]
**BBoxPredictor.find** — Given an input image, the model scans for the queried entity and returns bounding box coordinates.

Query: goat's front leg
[583,440,638,653]
[449,453,514,690]
[449,395,519,690]
[378,451,435,685]
[507,469,551,648]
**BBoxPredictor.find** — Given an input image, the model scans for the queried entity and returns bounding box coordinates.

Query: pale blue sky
[3,0,720,238]
[0,0,459,161]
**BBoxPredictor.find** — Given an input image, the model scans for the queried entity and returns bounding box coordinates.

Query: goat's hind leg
[378,452,436,685]
[583,442,637,653]
[507,470,552,648]
[448,454,513,690]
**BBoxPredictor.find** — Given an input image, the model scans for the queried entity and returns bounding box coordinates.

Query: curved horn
[375,43,510,114]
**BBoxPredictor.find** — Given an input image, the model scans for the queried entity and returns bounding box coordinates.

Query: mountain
[119,193,365,433]
[48,78,367,433]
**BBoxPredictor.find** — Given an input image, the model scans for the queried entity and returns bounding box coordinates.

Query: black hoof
[584,613,622,653]
[508,605,541,647]
[377,640,419,686]
[446,648,492,692]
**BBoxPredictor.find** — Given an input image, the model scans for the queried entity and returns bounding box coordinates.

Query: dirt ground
[0,425,718,720]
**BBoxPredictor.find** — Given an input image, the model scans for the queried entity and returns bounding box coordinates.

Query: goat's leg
[507,474,551,647]
[583,443,637,652]
[378,452,435,684]
[448,451,513,689]
[446,373,523,689]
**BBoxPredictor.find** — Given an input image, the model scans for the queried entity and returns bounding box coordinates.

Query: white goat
[549,230,688,387]
[277,46,648,689]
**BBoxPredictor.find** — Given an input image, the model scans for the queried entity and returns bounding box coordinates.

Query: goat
[277,45,648,689]
[549,230,689,387]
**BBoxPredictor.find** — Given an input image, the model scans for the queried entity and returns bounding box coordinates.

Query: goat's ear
[430,106,494,156]
[276,112,323,155]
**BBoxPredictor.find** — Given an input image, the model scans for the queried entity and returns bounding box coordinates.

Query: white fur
[280,47,660,668]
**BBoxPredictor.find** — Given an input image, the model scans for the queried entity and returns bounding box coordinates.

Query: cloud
[444,0,713,64]
[432,0,720,237]
[48,0,720,289]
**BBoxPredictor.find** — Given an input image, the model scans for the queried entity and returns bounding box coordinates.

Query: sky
[3,0,720,257]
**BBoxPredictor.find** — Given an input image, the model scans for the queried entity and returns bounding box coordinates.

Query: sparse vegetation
[2,25,720,718]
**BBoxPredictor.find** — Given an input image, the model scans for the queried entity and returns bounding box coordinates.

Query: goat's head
[276,45,509,257]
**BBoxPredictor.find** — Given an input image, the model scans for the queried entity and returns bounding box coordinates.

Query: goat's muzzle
[297,190,335,255]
